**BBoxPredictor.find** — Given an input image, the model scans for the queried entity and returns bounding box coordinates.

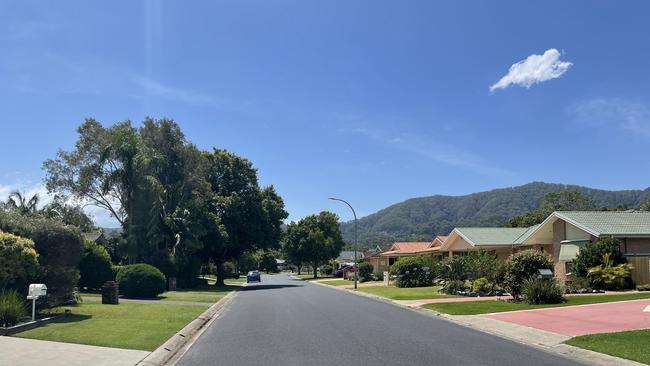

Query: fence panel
[627,256,650,285]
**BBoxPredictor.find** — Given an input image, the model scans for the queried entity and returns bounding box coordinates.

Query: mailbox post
[27,284,47,321]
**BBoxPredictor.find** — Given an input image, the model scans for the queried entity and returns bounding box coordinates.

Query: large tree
[283,211,345,279]
[200,149,287,285]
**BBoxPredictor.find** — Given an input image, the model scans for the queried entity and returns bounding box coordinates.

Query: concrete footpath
[0,336,149,366]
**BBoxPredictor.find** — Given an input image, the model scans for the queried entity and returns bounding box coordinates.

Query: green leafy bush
[439,280,467,295]
[0,290,27,327]
[320,264,334,276]
[471,277,494,294]
[390,256,435,288]
[358,262,374,282]
[587,253,632,290]
[0,232,39,293]
[116,264,166,298]
[503,250,553,300]
[571,238,626,279]
[566,276,593,293]
[439,251,503,283]
[78,241,115,290]
[0,211,83,306]
[521,278,565,305]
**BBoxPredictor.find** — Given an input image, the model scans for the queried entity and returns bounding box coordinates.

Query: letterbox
[28,284,47,297]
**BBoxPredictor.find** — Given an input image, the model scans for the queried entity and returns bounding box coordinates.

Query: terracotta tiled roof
[381,242,433,256]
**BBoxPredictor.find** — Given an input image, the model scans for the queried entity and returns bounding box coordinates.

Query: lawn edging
[136,290,238,366]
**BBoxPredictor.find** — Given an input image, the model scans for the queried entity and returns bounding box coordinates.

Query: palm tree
[5,191,40,215]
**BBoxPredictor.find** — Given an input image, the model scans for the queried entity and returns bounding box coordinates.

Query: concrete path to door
[483,298,650,336]
[0,336,149,366]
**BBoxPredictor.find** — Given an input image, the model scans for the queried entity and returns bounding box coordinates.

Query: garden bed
[0,314,63,336]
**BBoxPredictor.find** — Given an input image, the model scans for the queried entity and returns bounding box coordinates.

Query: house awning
[558,240,590,262]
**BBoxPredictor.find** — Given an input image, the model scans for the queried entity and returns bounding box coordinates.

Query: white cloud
[490,49,572,92]
[568,98,650,137]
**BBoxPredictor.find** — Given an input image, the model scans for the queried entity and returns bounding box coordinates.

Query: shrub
[521,278,565,305]
[0,232,39,293]
[116,264,166,298]
[566,276,593,293]
[0,290,27,327]
[503,250,553,300]
[0,211,84,306]
[439,251,503,283]
[259,253,278,273]
[637,284,650,291]
[471,277,494,294]
[571,238,626,279]
[587,252,632,290]
[78,241,115,290]
[390,256,435,288]
[320,264,334,276]
[440,280,467,295]
[358,262,374,282]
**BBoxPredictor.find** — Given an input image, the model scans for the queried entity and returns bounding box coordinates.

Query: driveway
[484,299,650,336]
[177,274,584,366]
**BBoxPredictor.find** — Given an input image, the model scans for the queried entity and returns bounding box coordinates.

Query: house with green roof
[519,211,650,284]
[440,226,545,260]
[439,211,650,284]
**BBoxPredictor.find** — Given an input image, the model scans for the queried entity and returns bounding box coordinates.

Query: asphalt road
[177,274,585,366]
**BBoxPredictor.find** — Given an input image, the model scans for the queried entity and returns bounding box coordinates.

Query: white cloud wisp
[490,49,572,92]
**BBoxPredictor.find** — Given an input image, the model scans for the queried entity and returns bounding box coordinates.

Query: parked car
[246,270,261,283]
[334,265,357,278]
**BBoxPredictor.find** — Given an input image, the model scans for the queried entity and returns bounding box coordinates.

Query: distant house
[414,235,448,260]
[82,230,109,247]
[275,258,288,271]
[380,242,435,267]
[362,244,391,274]
[336,251,365,268]
[440,227,538,260]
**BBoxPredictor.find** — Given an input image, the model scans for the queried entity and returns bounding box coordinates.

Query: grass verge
[318,279,353,286]
[565,329,650,365]
[14,302,208,351]
[356,286,458,300]
[423,292,650,315]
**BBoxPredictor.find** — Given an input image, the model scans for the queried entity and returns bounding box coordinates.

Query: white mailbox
[28,283,47,298]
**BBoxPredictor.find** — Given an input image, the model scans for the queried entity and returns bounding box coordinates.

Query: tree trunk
[215,261,225,287]
[313,261,318,279]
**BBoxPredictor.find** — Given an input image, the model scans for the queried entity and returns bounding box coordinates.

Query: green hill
[340,182,650,247]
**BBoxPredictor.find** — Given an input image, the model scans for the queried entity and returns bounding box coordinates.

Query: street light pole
[328,197,358,289]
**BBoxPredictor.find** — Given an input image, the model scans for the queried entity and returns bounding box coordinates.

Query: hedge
[0,232,39,293]
[0,211,83,306]
[78,240,115,290]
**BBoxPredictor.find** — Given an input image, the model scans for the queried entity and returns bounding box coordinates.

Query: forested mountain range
[340,182,650,248]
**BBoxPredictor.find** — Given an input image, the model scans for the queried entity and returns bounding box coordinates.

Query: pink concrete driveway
[483,299,650,336]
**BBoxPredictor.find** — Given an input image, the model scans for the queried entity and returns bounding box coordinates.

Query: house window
[565,261,573,275]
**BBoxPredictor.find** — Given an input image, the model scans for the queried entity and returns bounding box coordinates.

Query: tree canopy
[283,211,345,279]
[43,118,287,286]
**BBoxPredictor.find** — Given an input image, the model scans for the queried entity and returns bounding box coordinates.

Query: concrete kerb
[313,281,646,366]
[136,290,238,366]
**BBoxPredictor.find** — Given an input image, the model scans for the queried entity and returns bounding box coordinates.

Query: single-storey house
[519,211,650,284]
[380,242,436,267]
[440,227,540,260]
[362,244,391,274]
[414,235,448,261]
[336,250,365,268]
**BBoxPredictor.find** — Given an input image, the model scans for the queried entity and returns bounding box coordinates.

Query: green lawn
[81,287,235,304]
[295,273,333,280]
[423,292,650,315]
[319,279,353,286]
[15,302,208,351]
[355,286,458,300]
[566,329,650,365]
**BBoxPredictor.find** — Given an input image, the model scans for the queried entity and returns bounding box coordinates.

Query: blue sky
[1,1,650,226]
